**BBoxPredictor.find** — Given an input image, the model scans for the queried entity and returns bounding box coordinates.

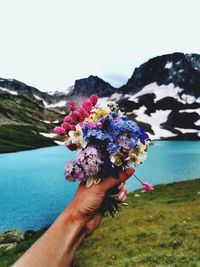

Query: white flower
[68,124,86,149]
[110,153,123,166]
[125,145,147,167]
[86,177,101,188]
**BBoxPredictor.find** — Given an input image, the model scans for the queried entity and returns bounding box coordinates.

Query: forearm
[13,205,87,267]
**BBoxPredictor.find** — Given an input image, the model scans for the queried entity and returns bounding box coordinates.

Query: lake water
[0,141,200,232]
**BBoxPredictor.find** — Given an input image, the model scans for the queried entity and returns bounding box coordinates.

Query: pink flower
[54,126,66,135]
[71,111,79,122]
[70,124,76,131]
[90,95,98,106]
[142,182,153,191]
[82,100,92,111]
[61,122,73,132]
[87,122,97,129]
[96,121,102,128]
[64,115,72,123]
[79,107,89,119]
[68,102,76,112]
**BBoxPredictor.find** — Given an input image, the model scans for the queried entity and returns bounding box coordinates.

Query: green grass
[0,179,200,267]
[0,124,56,153]
[0,93,64,153]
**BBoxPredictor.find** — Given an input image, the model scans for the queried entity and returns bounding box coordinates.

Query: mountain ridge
[0,52,200,152]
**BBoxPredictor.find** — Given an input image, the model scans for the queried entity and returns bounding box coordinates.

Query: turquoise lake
[0,141,200,232]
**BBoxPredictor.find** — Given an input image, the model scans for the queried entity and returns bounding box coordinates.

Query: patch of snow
[0,87,18,95]
[195,119,200,126]
[54,140,65,145]
[126,82,199,105]
[47,85,74,96]
[165,62,172,69]
[39,132,56,138]
[179,108,200,114]
[97,97,109,108]
[97,94,122,107]
[174,128,199,134]
[127,83,184,103]
[33,94,42,101]
[110,93,122,101]
[178,69,184,73]
[181,94,197,104]
[133,106,176,140]
[128,94,139,102]
[43,100,67,108]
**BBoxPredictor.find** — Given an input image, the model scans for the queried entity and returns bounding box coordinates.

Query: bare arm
[13,168,134,267]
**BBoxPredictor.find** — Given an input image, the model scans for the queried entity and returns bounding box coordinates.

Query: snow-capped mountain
[0,52,200,141]
[117,53,200,140]
[0,78,72,110]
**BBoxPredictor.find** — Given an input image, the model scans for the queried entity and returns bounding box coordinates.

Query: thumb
[100,168,134,192]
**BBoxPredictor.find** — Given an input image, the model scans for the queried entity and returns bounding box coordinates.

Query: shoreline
[1,139,200,154]
[1,178,200,234]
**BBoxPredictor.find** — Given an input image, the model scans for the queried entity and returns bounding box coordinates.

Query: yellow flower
[96,108,108,118]
[85,114,98,122]
[84,108,108,123]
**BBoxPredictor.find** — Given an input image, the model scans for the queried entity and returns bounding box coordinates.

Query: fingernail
[121,195,127,202]
[118,183,124,190]
[124,168,134,176]
[119,191,125,201]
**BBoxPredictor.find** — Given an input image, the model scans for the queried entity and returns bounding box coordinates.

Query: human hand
[66,167,134,237]
[12,168,134,267]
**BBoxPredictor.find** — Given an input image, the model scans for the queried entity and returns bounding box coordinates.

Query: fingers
[118,183,127,202]
[118,182,127,193]
[101,167,134,192]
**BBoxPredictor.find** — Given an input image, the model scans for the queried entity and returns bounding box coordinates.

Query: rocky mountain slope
[118,53,200,140]
[0,52,199,152]
[0,84,64,153]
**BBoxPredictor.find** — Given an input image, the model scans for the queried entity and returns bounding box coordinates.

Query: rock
[72,75,116,97]
[0,242,17,251]
[121,52,200,97]
[0,230,24,244]
[24,230,36,241]
[134,194,141,197]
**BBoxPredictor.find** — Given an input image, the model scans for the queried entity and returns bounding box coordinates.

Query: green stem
[133,174,143,184]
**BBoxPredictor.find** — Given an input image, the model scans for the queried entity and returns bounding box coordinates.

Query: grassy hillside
[0,93,64,153]
[0,124,56,153]
[0,179,200,267]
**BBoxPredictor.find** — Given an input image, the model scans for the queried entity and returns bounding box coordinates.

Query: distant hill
[0,52,200,152]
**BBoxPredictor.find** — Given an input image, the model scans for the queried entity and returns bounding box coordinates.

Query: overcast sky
[0,0,199,91]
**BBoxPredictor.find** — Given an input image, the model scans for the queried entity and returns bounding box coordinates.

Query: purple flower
[64,160,85,182]
[78,146,103,177]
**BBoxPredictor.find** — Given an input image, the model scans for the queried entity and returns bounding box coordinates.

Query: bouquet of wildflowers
[54,95,153,216]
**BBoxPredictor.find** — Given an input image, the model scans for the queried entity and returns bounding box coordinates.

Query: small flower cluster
[54,95,153,190]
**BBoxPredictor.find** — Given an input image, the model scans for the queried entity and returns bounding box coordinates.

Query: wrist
[58,203,88,243]
[50,205,87,260]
